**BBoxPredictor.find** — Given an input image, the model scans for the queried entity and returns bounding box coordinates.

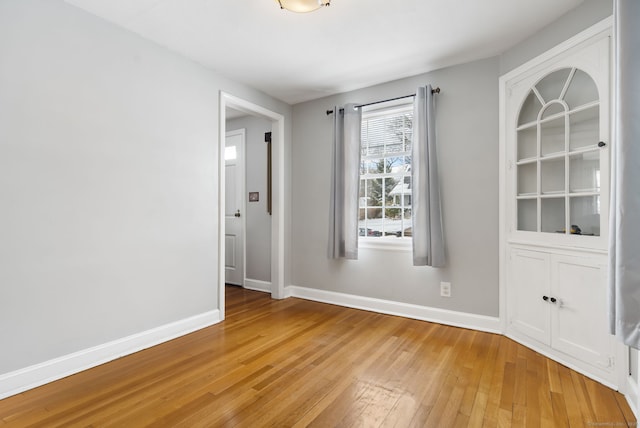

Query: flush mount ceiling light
[276,0,330,13]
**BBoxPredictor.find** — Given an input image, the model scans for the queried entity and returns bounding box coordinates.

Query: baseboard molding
[286,285,501,334]
[0,310,221,400]
[243,278,271,293]
[626,375,640,419]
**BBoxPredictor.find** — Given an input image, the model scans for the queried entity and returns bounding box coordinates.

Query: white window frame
[358,99,413,251]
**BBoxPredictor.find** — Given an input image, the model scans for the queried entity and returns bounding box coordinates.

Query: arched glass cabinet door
[515,67,603,237]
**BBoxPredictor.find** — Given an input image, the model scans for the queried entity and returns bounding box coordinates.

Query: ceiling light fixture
[276,0,330,13]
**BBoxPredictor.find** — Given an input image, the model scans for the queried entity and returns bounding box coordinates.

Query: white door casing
[225,129,245,286]
[219,91,286,322]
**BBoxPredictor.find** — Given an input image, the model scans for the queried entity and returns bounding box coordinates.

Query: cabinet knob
[598,141,606,148]
[543,296,549,302]
[550,297,557,303]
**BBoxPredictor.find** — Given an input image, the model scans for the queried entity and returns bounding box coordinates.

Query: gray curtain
[609,0,640,349]
[328,104,362,259]
[412,86,445,267]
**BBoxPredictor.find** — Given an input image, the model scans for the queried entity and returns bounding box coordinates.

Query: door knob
[234,209,241,218]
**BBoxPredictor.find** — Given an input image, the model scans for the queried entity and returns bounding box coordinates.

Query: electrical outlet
[440,282,451,297]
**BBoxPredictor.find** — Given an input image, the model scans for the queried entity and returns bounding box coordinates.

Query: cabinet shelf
[540,152,565,160]
[569,191,599,197]
[516,157,537,165]
[568,100,599,115]
[569,146,601,156]
[516,121,537,132]
[539,110,567,124]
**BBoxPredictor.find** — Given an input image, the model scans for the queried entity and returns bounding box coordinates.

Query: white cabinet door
[551,254,614,371]
[509,249,551,345]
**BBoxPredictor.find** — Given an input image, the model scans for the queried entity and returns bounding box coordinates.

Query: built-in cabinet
[509,248,614,378]
[500,20,623,389]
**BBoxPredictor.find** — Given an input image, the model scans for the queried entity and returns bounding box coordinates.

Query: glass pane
[541,198,565,234]
[365,208,383,237]
[569,151,600,193]
[386,156,405,173]
[540,116,565,156]
[364,178,383,206]
[536,68,572,104]
[541,102,565,119]
[388,177,409,207]
[541,158,565,194]
[517,162,537,196]
[386,141,403,156]
[518,91,542,126]
[569,106,599,151]
[403,155,412,167]
[366,142,384,157]
[570,195,600,236]
[564,69,599,109]
[359,180,366,206]
[517,126,537,161]
[384,177,397,206]
[517,199,537,232]
[368,159,388,174]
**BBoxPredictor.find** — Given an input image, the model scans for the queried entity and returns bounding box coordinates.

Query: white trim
[620,346,640,419]
[625,375,640,419]
[286,285,501,334]
[243,278,272,293]
[0,310,221,400]
[506,332,619,390]
[358,237,412,252]
[500,16,613,82]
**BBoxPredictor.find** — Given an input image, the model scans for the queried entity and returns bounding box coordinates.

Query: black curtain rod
[326,87,440,115]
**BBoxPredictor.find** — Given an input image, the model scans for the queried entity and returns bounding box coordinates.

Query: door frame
[218,92,286,320]
[224,128,246,287]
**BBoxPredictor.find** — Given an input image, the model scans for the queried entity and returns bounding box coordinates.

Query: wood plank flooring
[0,285,635,427]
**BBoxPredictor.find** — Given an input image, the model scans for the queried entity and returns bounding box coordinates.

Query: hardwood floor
[0,285,636,427]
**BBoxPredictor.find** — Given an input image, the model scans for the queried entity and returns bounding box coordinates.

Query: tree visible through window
[359,103,413,240]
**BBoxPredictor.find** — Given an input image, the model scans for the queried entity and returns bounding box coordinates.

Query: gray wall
[0,0,291,375]
[289,0,614,319]
[291,57,500,316]
[227,116,272,283]
[500,0,612,74]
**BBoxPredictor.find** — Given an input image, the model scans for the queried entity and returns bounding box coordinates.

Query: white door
[225,129,245,286]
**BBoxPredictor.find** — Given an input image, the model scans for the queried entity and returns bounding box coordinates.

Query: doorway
[218,92,285,321]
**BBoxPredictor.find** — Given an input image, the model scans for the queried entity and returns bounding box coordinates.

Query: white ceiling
[65,0,584,105]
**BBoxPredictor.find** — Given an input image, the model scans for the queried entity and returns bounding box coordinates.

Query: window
[359,102,413,245]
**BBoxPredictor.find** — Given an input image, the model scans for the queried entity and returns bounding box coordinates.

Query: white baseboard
[285,285,501,334]
[626,375,640,419]
[243,278,271,293]
[0,310,221,400]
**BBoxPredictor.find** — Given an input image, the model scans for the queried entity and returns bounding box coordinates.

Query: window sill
[358,237,412,252]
